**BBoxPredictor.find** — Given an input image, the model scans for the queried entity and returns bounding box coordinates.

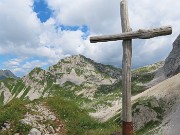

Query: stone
[47,126,55,134]
[133,105,158,130]
[28,128,41,135]
[48,115,56,120]
[14,133,20,135]
[1,122,10,131]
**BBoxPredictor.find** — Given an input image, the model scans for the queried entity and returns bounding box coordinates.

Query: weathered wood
[120,0,132,126]
[90,26,172,43]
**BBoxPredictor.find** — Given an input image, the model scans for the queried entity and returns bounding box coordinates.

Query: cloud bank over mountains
[0,0,179,76]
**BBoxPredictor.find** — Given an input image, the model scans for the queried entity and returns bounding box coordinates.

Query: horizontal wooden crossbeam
[90,25,172,43]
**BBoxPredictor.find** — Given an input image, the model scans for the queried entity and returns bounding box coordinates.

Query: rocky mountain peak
[57,55,93,66]
[163,34,180,77]
[49,55,121,80]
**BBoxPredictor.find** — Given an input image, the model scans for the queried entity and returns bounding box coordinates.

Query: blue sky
[33,0,53,23]
[0,0,179,77]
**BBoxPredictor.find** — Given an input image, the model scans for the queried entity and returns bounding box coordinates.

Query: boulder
[28,128,41,135]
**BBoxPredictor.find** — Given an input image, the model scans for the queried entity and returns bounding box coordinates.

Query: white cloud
[4,58,48,77]
[22,60,47,69]
[0,0,180,76]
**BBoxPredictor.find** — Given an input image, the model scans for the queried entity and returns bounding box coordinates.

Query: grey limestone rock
[28,128,41,135]
[163,34,180,77]
[147,34,180,87]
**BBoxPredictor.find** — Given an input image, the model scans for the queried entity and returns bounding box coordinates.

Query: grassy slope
[0,62,163,134]
[0,97,120,135]
[0,99,31,135]
[46,97,120,135]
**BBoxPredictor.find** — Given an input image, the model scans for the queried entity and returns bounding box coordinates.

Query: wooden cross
[89,0,172,135]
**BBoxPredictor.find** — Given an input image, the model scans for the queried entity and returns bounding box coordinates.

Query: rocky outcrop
[21,103,64,135]
[49,55,121,85]
[147,34,180,87]
[132,73,180,134]
[163,34,180,77]
[28,128,41,135]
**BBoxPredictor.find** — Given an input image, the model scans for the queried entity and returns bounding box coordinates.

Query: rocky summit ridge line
[0,54,122,104]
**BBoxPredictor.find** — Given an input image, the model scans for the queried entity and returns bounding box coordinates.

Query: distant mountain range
[0,70,18,80]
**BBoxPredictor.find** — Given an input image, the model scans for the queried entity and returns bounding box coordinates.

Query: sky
[0,0,180,77]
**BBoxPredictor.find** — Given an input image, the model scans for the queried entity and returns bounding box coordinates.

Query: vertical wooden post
[89,1,172,135]
[120,0,133,135]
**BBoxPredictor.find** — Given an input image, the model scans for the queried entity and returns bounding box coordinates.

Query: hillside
[0,55,122,104]
[0,54,162,134]
[0,54,160,106]
[132,73,180,135]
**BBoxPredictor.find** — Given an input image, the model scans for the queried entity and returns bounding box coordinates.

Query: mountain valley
[0,34,180,135]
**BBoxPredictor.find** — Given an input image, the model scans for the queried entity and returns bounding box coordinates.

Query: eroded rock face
[164,34,180,77]
[147,34,180,88]
[133,103,158,130]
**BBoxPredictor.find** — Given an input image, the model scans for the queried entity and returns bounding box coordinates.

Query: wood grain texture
[120,0,132,123]
[90,26,172,43]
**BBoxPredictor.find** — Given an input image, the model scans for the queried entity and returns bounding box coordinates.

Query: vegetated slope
[0,55,164,134]
[0,97,120,135]
[0,55,162,123]
[132,73,180,135]
[147,34,180,87]
[86,61,163,122]
[0,70,18,80]
[0,54,159,106]
[107,73,180,135]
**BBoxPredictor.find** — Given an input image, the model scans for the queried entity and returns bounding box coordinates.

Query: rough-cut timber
[90,25,172,43]
[120,0,133,135]
[89,0,172,134]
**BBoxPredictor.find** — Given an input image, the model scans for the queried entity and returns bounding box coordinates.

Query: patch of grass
[20,86,31,99]
[66,68,72,74]
[132,73,155,84]
[11,80,26,96]
[95,81,122,97]
[132,65,157,75]
[75,68,84,76]
[61,59,71,63]
[1,78,16,90]
[46,97,120,135]
[136,120,160,135]
[131,83,146,96]
[0,99,30,134]
[0,92,4,106]
[29,67,43,78]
